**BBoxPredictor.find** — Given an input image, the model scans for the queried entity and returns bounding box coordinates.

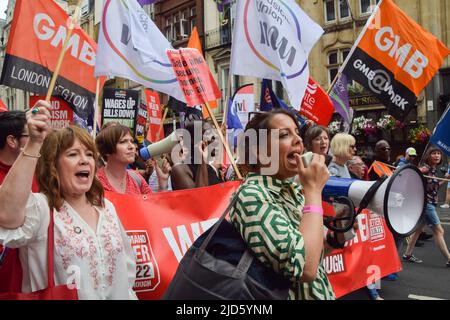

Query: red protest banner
[29,96,74,130]
[325,210,401,298]
[144,89,164,143]
[107,182,241,299]
[106,182,401,300]
[0,99,8,112]
[167,48,221,107]
[299,78,334,126]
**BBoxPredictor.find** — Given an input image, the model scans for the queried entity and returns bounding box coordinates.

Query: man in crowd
[347,156,366,180]
[0,110,38,293]
[367,140,392,181]
[395,147,418,168]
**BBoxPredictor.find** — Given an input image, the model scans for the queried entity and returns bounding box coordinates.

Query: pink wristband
[302,205,323,216]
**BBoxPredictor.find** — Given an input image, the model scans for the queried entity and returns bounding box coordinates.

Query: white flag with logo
[95,0,185,102]
[230,0,323,109]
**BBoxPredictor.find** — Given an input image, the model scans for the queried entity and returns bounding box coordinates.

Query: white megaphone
[139,131,179,160]
[322,165,426,237]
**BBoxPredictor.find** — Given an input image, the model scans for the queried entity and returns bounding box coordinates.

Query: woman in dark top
[171,120,224,190]
[403,146,450,267]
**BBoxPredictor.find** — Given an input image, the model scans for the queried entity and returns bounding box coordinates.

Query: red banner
[29,96,74,130]
[325,210,401,298]
[144,89,164,143]
[167,48,221,107]
[299,77,334,126]
[107,182,400,299]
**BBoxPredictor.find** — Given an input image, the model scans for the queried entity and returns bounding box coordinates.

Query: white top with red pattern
[0,193,137,300]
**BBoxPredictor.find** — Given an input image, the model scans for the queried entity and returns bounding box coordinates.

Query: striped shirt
[229,173,335,300]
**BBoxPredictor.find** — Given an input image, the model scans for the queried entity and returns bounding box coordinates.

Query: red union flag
[167,48,221,107]
[342,0,450,120]
[0,0,105,129]
[299,78,334,126]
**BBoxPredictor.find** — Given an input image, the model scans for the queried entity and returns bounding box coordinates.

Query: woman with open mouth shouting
[229,109,335,300]
[0,101,137,300]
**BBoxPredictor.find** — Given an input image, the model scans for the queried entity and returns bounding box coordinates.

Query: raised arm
[295,153,329,282]
[0,101,51,229]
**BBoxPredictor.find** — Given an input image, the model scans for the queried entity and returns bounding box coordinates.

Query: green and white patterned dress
[229,173,335,300]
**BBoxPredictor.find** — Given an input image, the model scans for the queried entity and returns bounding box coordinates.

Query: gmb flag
[230,0,323,109]
[0,0,103,130]
[342,0,450,120]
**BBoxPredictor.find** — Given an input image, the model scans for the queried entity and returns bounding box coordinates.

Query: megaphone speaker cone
[139,131,179,160]
[323,165,426,237]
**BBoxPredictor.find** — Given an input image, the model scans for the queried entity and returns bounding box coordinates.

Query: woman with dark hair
[171,120,224,190]
[229,109,335,300]
[304,125,332,166]
[0,101,137,299]
[403,146,450,267]
[95,124,168,194]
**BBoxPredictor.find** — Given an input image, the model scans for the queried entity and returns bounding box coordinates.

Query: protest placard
[167,48,221,107]
[102,88,139,130]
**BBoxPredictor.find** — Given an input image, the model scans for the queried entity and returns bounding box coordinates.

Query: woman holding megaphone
[229,109,335,300]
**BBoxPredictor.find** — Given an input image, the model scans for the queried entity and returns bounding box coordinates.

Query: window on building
[164,5,197,43]
[360,0,380,15]
[325,0,351,23]
[325,0,336,22]
[327,49,350,84]
[339,0,350,19]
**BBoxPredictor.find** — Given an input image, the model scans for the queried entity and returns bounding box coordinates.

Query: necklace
[105,168,126,192]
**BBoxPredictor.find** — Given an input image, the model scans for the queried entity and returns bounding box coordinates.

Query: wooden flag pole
[382,161,450,182]
[92,78,101,138]
[45,1,82,102]
[156,107,169,141]
[204,101,242,180]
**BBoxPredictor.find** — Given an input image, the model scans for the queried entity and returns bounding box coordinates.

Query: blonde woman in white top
[0,101,137,300]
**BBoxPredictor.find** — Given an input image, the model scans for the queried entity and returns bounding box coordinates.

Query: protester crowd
[1,101,450,301]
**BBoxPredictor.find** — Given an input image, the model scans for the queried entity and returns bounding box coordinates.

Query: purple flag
[216,0,232,12]
[137,0,160,6]
[329,73,353,124]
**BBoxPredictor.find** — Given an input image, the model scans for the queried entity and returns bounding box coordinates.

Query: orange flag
[187,26,217,118]
[342,0,450,120]
[187,26,203,56]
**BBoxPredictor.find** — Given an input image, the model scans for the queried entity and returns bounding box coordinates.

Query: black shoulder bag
[163,191,291,300]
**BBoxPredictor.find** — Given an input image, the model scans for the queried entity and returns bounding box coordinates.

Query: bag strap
[128,170,142,188]
[232,250,253,277]
[47,209,56,288]
[355,176,389,216]
[197,188,242,255]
